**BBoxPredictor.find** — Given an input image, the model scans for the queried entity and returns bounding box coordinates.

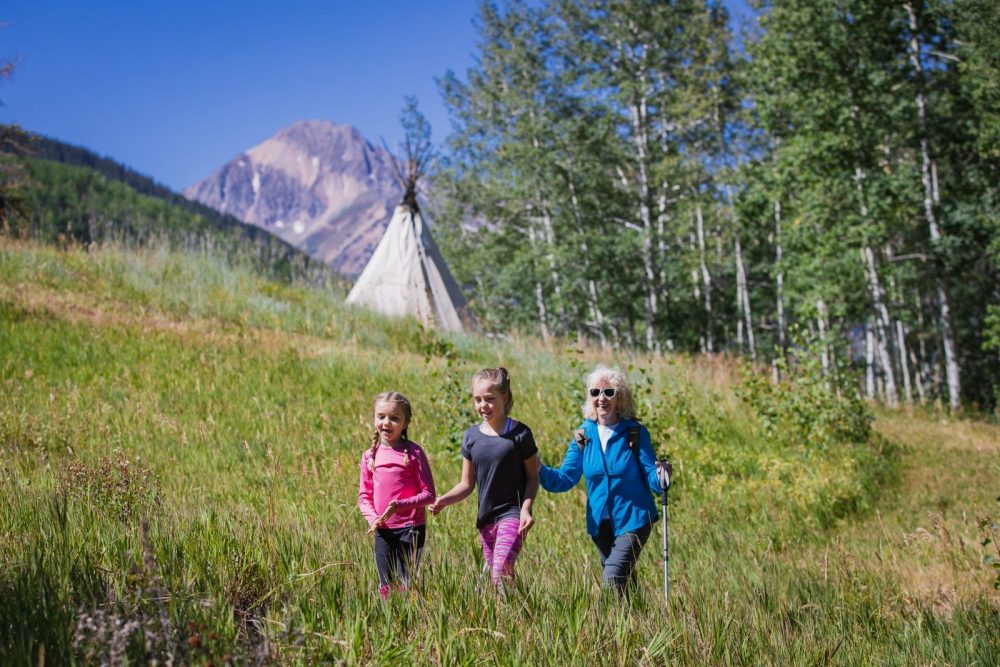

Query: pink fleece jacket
[358,440,436,529]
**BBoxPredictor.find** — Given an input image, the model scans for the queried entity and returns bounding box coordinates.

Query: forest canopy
[432,0,1000,411]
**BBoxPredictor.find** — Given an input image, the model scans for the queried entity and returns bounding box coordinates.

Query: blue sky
[2,1,753,192]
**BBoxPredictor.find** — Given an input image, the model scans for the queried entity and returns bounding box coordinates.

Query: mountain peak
[184,121,400,276]
[276,120,369,147]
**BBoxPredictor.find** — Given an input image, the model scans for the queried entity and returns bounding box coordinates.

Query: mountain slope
[184,120,401,276]
[28,159,336,284]
[1,130,336,284]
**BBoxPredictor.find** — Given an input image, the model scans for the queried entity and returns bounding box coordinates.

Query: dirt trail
[832,413,1000,612]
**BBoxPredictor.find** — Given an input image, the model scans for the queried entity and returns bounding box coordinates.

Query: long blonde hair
[368,391,413,473]
[471,367,514,414]
[582,366,638,421]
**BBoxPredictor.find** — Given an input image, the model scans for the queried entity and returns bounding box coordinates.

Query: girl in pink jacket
[358,391,436,598]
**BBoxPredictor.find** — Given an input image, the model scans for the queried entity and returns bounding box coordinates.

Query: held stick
[657,458,673,605]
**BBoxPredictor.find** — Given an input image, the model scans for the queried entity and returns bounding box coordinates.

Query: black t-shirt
[460,420,538,528]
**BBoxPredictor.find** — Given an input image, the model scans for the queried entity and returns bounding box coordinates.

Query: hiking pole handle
[656,458,673,498]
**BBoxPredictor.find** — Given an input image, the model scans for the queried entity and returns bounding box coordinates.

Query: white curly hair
[581,365,637,421]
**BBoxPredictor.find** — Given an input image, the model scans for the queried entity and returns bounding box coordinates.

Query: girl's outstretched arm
[394,446,436,508]
[519,455,541,535]
[538,435,584,493]
[430,459,475,513]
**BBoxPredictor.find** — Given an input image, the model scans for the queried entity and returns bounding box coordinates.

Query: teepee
[345,102,472,332]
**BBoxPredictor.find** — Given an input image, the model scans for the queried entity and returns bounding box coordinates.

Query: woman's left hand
[518,507,534,536]
[655,460,672,490]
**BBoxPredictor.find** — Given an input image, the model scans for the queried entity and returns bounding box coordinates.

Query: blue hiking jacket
[539,419,659,537]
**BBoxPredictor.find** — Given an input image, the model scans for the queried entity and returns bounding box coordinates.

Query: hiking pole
[657,458,673,605]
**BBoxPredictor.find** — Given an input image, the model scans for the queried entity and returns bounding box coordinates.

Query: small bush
[58,451,161,523]
[738,348,873,452]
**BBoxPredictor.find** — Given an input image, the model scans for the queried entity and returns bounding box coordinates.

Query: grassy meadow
[1,237,999,665]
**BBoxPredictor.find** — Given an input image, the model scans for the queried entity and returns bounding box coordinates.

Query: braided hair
[367,391,413,474]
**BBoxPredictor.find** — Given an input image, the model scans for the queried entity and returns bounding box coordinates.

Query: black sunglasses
[589,387,616,398]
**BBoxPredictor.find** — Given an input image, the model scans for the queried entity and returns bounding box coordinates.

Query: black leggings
[591,520,652,595]
[373,525,426,588]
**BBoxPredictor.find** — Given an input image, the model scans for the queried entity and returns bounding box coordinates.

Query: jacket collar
[588,418,631,432]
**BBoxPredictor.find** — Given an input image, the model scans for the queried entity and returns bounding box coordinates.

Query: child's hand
[518,507,534,536]
[429,496,447,515]
[368,500,398,533]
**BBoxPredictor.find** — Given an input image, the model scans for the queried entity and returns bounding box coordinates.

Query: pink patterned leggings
[478,517,524,588]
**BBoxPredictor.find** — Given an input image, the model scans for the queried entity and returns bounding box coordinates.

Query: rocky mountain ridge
[184,120,402,276]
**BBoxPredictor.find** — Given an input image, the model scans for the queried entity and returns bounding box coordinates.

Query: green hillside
[2,130,338,286]
[1,237,998,664]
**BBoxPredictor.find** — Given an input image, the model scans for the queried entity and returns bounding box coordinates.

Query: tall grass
[1,238,998,664]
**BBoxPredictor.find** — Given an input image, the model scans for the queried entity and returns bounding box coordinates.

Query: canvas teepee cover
[345,204,471,332]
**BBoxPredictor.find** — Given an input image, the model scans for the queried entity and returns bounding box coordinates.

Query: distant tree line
[433,0,1000,410]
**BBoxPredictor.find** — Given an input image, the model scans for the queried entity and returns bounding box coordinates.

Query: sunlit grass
[1,238,998,664]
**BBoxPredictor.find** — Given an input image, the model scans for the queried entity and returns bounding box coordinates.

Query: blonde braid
[401,427,411,467]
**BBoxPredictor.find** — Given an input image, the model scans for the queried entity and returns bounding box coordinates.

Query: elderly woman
[539,365,663,595]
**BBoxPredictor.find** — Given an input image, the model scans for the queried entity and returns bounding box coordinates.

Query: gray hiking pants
[592,519,652,594]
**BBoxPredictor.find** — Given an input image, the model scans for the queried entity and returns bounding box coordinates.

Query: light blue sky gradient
[2,1,754,192]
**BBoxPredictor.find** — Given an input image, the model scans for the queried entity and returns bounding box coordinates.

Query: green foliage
[3,149,339,287]
[433,0,1000,410]
[0,125,33,229]
[982,495,1000,591]
[738,352,872,453]
[1,239,998,664]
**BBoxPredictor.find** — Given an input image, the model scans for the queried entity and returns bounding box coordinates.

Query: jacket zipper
[595,422,617,533]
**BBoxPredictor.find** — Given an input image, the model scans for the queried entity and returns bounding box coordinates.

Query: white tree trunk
[914,290,933,399]
[887,258,913,404]
[905,3,961,411]
[566,172,608,348]
[909,345,927,404]
[725,185,755,361]
[616,36,660,353]
[816,298,830,378]
[631,98,659,352]
[865,322,876,399]
[526,224,551,340]
[526,115,568,335]
[895,318,914,404]
[657,186,671,297]
[535,198,567,333]
[734,234,755,362]
[689,237,705,352]
[774,199,787,356]
[861,245,899,406]
[696,202,714,353]
[855,165,898,406]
